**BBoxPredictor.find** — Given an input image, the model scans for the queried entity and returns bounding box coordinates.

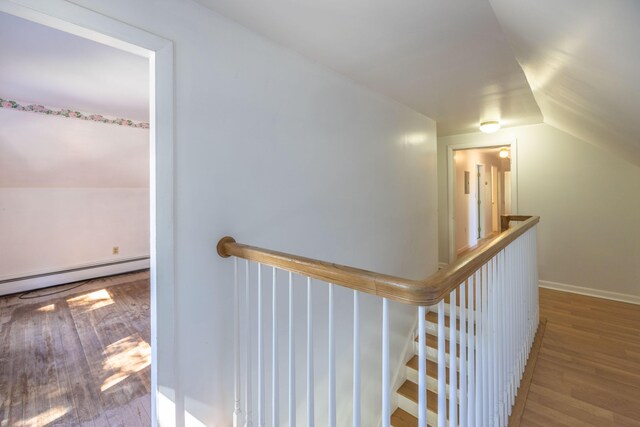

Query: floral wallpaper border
[0,97,150,129]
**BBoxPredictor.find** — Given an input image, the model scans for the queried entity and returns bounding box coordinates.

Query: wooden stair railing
[219,215,540,427]
[218,216,539,306]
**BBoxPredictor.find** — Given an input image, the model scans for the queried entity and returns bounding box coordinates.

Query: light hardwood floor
[518,288,640,426]
[0,271,151,427]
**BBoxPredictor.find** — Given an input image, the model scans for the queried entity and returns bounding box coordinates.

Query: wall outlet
[112,246,119,255]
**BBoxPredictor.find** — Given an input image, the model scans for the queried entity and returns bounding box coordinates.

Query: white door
[491,166,499,232]
[476,164,486,239]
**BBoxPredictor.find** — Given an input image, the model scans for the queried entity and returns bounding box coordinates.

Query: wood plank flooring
[517,288,640,427]
[0,271,151,427]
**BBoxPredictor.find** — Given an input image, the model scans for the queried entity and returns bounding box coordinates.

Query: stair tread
[391,407,434,427]
[397,380,442,412]
[406,355,460,383]
[391,408,421,427]
[425,311,476,331]
[414,332,461,356]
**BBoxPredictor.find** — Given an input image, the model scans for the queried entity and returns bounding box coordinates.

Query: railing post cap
[217,236,236,258]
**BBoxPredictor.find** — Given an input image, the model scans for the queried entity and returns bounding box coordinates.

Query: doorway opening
[0,3,173,426]
[448,144,514,261]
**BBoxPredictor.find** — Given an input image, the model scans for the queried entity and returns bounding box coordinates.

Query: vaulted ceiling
[489,0,640,165]
[196,0,640,166]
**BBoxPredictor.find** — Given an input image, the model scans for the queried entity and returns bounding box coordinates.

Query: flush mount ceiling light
[499,147,510,158]
[479,120,501,133]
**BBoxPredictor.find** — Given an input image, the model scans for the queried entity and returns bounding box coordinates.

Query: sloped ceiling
[489,0,640,166]
[0,12,149,121]
[194,0,542,136]
[196,0,640,166]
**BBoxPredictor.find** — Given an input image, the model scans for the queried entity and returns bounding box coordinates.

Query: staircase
[392,294,471,427]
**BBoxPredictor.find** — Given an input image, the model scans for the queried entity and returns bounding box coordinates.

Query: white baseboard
[0,257,150,297]
[438,262,449,270]
[539,280,640,306]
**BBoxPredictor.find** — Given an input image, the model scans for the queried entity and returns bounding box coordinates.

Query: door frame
[0,2,175,426]
[476,164,486,239]
[446,138,518,263]
[491,165,499,232]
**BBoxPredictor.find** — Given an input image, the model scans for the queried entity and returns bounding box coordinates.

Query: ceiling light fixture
[499,147,510,158]
[479,120,501,133]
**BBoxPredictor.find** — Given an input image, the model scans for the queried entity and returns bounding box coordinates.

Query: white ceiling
[0,12,149,121]
[489,0,640,166]
[194,0,542,136]
[196,0,640,165]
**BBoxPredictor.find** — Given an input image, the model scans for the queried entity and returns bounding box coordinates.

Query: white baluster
[508,247,515,412]
[492,257,499,426]
[258,264,265,427]
[382,298,390,427]
[475,269,482,426]
[245,261,253,427]
[418,306,427,427]
[234,258,243,427]
[353,291,361,427]
[328,284,336,427]
[467,274,475,427]
[498,251,505,427]
[306,278,314,427]
[437,299,445,427]
[272,268,279,427]
[459,282,467,427]
[288,272,295,427]
[483,264,489,427]
[449,290,458,427]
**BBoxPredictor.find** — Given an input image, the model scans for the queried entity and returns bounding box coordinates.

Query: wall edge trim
[539,280,640,306]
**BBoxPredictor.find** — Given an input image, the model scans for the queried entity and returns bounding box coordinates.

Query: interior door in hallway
[491,165,499,232]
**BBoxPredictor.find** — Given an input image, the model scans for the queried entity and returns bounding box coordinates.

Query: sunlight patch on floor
[15,405,69,427]
[101,335,151,392]
[36,303,55,312]
[67,288,114,313]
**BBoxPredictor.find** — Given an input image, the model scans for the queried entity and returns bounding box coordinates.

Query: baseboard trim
[0,257,150,297]
[539,280,640,305]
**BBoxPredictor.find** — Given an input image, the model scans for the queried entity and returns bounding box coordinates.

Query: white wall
[0,108,150,289]
[0,188,149,279]
[439,123,640,300]
[25,1,440,426]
